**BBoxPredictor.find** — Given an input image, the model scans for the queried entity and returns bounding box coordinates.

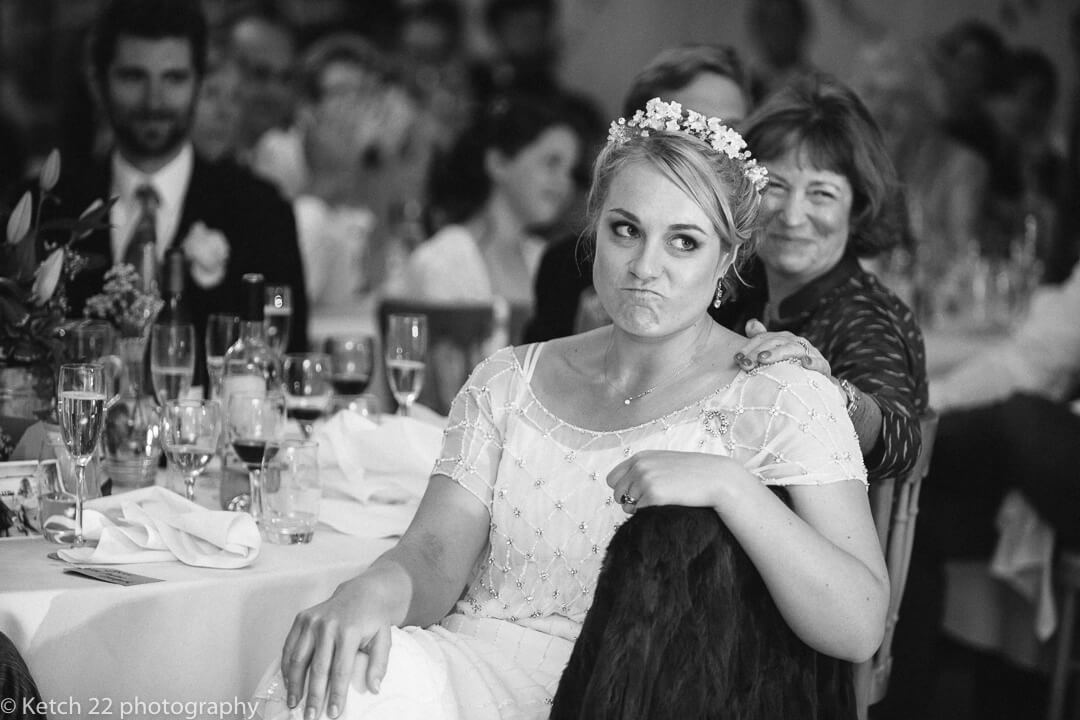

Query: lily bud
[31,249,64,305]
[6,191,32,245]
[39,149,61,192]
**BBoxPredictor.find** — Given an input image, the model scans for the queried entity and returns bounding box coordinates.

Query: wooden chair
[377,299,496,416]
[854,410,940,720]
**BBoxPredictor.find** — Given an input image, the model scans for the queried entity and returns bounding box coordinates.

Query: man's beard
[109,107,193,159]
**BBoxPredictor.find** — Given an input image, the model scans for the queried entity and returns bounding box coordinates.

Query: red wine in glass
[331,373,370,395]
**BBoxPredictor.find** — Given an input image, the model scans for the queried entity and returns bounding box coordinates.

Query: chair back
[377,299,496,416]
[854,410,939,720]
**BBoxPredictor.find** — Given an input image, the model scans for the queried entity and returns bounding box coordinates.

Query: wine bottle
[221,273,278,402]
[156,248,190,325]
[130,214,158,294]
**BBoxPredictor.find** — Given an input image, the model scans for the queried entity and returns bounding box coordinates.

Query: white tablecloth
[0,519,398,719]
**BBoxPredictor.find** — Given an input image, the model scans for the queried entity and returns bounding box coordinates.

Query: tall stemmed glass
[264,285,293,357]
[56,363,108,547]
[150,323,196,405]
[225,391,286,514]
[325,335,375,397]
[281,353,333,439]
[205,313,241,401]
[385,314,428,416]
[160,399,222,501]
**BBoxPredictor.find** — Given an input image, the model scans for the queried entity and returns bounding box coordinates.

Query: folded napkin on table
[54,486,260,568]
[312,409,445,504]
[990,490,1057,640]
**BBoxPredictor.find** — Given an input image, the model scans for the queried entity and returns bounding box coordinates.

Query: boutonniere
[181,221,229,289]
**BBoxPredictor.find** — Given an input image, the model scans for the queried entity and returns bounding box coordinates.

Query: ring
[619,493,638,506]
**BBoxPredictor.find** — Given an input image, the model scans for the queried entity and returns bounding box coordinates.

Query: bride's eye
[670,235,699,252]
[610,221,637,239]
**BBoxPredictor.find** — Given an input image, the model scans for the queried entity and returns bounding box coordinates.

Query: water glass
[205,313,241,401]
[150,323,196,405]
[258,439,320,544]
[385,314,427,416]
[265,285,293,356]
[160,399,222,502]
[335,392,381,422]
[56,363,108,547]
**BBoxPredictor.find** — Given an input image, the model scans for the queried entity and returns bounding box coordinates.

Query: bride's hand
[607,450,747,513]
[735,319,831,377]
[281,576,394,719]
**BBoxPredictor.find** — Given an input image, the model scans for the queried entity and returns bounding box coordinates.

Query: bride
[256,98,887,720]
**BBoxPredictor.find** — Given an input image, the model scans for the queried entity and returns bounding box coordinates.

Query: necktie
[125,184,160,292]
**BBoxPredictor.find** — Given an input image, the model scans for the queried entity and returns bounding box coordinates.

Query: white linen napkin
[312,410,444,505]
[55,486,261,568]
[989,490,1057,640]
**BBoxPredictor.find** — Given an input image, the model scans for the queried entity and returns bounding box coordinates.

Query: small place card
[62,566,163,586]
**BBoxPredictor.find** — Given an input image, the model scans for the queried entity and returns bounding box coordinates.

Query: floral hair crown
[606,97,769,192]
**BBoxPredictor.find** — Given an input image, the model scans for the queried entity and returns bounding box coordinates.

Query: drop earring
[712,281,724,309]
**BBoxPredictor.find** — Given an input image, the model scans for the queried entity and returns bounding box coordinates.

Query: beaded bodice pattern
[432,345,865,641]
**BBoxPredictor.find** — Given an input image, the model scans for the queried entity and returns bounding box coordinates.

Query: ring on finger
[619,492,638,506]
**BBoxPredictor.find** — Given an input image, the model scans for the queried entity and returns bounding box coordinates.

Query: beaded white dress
[255,343,865,720]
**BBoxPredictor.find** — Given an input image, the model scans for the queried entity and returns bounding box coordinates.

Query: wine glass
[384,314,427,416]
[56,363,108,547]
[264,285,293,356]
[225,391,286,515]
[160,399,222,502]
[150,323,196,405]
[205,313,241,401]
[325,335,375,397]
[281,353,333,439]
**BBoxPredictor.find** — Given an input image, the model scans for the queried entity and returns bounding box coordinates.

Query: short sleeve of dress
[431,347,519,511]
[725,363,868,488]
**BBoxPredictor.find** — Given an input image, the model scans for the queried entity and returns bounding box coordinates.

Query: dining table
[0,408,435,720]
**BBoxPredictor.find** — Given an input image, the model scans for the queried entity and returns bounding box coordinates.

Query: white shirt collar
[110,143,195,261]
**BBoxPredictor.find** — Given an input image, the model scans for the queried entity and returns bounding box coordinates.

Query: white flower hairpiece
[607,97,769,192]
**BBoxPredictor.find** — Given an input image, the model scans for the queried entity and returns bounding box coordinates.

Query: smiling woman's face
[592,162,728,338]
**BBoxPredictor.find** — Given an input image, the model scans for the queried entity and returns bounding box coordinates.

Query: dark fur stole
[549,505,855,720]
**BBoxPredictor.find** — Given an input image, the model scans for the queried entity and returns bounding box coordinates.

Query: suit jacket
[47,154,310,384]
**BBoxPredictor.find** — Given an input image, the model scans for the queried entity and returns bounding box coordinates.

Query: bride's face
[592,162,728,338]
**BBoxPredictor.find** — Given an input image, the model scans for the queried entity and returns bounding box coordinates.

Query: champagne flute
[385,314,428,416]
[160,399,222,502]
[325,335,375,396]
[281,353,333,439]
[205,313,241,401]
[150,323,196,405]
[225,391,286,515]
[264,285,293,356]
[56,363,108,547]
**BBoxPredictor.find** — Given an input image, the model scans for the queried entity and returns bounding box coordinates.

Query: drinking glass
[325,335,375,396]
[385,314,427,416]
[160,399,222,502]
[150,323,196,405]
[264,285,293,356]
[56,363,108,547]
[258,439,321,544]
[225,391,286,515]
[281,353,333,439]
[205,313,241,401]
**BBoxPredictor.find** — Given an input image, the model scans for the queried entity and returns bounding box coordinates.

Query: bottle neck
[240,319,267,344]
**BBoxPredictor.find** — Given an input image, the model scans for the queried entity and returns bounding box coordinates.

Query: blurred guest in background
[398,94,581,312]
[745,0,817,103]
[47,0,309,360]
[851,41,989,317]
[191,44,242,163]
[224,7,298,166]
[525,43,752,342]
[714,74,927,489]
[882,258,1080,719]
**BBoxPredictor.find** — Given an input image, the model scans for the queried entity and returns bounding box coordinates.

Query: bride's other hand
[735,319,831,376]
[281,576,394,719]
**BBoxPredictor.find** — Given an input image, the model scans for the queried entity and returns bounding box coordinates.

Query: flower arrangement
[83,264,164,338]
[606,98,770,192]
[1,150,114,367]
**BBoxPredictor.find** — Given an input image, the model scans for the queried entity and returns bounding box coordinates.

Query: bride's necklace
[603,324,712,406]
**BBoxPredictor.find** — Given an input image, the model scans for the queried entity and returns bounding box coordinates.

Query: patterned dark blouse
[712,254,929,486]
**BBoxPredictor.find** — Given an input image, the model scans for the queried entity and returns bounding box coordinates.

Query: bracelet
[837,378,859,418]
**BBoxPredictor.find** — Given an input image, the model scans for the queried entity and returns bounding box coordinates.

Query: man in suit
[51,0,308,367]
